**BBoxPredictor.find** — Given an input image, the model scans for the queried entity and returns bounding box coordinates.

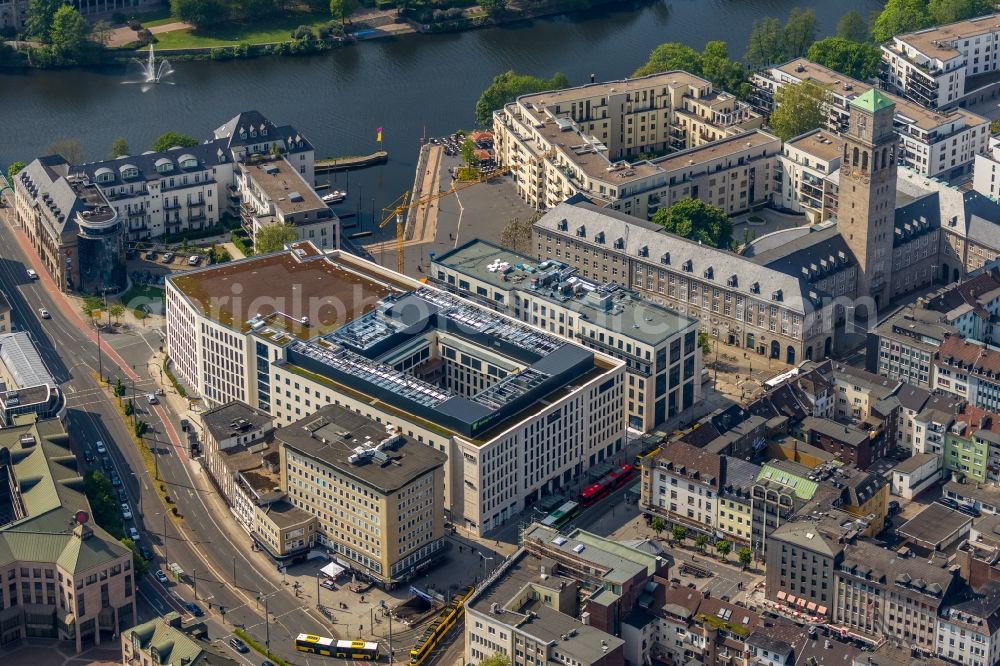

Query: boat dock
[315,151,388,173]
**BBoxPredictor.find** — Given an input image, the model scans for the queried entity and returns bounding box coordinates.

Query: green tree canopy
[671,525,688,543]
[329,0,359,24]
[7,162,26,183]
[120,538,150,577]
[653,199,733,249]
[151,132,199,152]
[716,540,732,557]
[650,515,667,537]
[83,470,124,539]
[632,42,702,77]
[745,17,784,69]
[782,7,818,59]
[806,37,883,80]
[928,0,994,24]
[769,79,830,141]
[25,0,64,41]
[738,546,753,569]
[836,10,869,42]
[170,0,229,28]
[479,654,512,666]
[479,0,507,15]
[109,137,130,159]
[871,0,933,43]
[255,224,299,253]
[475,71,570,126]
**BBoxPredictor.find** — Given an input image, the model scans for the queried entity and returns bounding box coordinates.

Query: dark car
[229,637,249,653]
[888,500,901,514]
[185,602,204,617]
[139,543,153,560]
[84,450,95,464]
[938,497,959,509]
[110,471,121,487]
[102,456,113,471]
[180,418,189,432]
[118,489,128,503]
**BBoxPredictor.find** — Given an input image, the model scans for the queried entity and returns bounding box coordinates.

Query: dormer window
[154,158,173,174]
[178,154,198,170]
[94,167,114,183]
[727,275,738,287]
[250,128,257,138]
[595,231,605,244]
[119,164,139,179]
[260,124,268,136]
[661,252,670,265]
[704,267,713,279]
[682,259,692,272]
[750,282,760,294]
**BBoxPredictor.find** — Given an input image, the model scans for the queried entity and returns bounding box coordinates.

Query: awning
[807,601,817,611]
[797,598,807,607]
[817,606,828,615]
[321,561,345,579]
[776,590,787,600]
[785,594,796,604]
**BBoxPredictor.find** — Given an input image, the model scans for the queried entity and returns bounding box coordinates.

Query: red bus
[579,464,634,506]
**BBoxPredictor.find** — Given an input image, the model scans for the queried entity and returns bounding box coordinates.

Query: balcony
[126,206,146,218]
[188,211,206,222]
[163,201,181,211]
[188,199,206,208]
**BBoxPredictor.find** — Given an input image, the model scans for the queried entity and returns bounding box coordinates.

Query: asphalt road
[0,211,335,664]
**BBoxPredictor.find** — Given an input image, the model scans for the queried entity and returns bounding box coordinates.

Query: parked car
[84,450,95,464]
[161,252,175,264]
[154,570,169,584]
[38,307,50,319]
[102,456,113,471]
[121,503,132,520]
[229,637,249,654]
[144,250,156,260]
[888,500,901,515]
[118,489,128,503]
[146,393,158,405]
[185,602,204,617]
[938,497,959,509]
[95,440,106,454]
[187,255,201,266]
[139,543,153,560]
[111,471,121,487]
[26,269,37,280]
[129,526,140,541]
[180,418,189,432]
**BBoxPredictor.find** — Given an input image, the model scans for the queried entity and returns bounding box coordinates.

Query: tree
[92,19,113,46]
[499,212,541,255]
[871,0,933,43]
[125,399,135,417]
[697,331,711,357]
[329,0,359,26]
[7,161,26,184]
[83,470,124,539]
[991,118,1000,134]
[651,515,667,538]
[134,420,148,438]
[109,303,125,324]
[652,199,733,249]
[82,295,103,321]
[25,0,64,41]
[633,42,702,78]
[738,546,753,570]
[109,137,130,159]
[113,378,126,398]
[695,534,708,551]
[170,0,229,28]
[479,0,506,15]
[745,17,784,69]
[769,79,830,141]
[45,138,84,165]
[479,654,512,666]
[806,38,883,80]
[783,7,818,59]
[255,224,299,253]
[120,538,150,577]
[151,132,198,152]
[836,10,869,42]
[700,41,750,98]
[716,540,732,558]
[671,525,688,544]
[49,5,89,60]
[928,0,994,25]
[460,137,479,168]
[475,70,570,126]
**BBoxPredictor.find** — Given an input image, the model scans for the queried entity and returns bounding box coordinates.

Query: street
[0,208,338,665]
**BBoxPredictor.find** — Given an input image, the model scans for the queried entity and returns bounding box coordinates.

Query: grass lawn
[120,284,165,308]
[130,6,175,27]
[153,10,333,48]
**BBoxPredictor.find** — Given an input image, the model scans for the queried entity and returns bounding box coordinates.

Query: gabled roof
[75,140,226,187]
[213,110,313,154]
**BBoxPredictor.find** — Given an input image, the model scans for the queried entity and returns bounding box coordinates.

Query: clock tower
[839,89,897,311]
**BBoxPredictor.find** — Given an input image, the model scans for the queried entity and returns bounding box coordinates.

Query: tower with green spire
[839,89,898,313]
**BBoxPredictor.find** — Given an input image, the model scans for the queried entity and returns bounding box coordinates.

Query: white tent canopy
[320,561,345,579]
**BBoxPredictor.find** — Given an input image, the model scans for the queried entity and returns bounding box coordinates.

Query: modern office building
[493,72,770,218]
[0,417,136,651]
[13,156,126,293]
[430,238,701,431]
[0,331,64,426]
[275,403,447,585]
[165,241,626,535]
[752,58,989,180]
[881,14,1000,110]
[867,307,957,389]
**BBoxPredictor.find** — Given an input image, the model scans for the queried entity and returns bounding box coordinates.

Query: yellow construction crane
[379,148,555,273]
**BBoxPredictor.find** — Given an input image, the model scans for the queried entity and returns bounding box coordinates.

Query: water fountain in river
[123,44,174,91]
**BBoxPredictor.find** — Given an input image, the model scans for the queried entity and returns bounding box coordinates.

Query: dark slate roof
[75,140,226,188]
[893,193,941,247]
[944,581,1000,633]
[895,384,932,413]
[749,226,856,283]
[213,110,314,154]
[19,156,81,235]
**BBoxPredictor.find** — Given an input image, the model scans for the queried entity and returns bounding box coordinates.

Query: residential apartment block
[430,238,701,431]
[275,404,447,585]
[867,307,957,389]
[774,129,845,223]
[881,14,1000,110]
[165,241,626,535]
[942,404,1000,484]
[13,156,126,293]
[641,441,722,536]
[492,72,768,219]
[934,335,1000,412]
[972,135,1000,199]
[0,417,136,652]
[752,58,989,180]
[237,159,338,250]
[935,583,1000,666]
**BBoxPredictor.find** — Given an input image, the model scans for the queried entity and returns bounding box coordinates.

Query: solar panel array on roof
[289,341,453,408]
[328,310,405,350]
[473,367,550,410]
[414,288,565,356]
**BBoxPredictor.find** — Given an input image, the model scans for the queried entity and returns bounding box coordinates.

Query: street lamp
[477,551,494,581]
[156,511,168,564]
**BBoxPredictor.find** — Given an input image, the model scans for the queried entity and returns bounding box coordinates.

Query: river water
[0,0,882,236]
